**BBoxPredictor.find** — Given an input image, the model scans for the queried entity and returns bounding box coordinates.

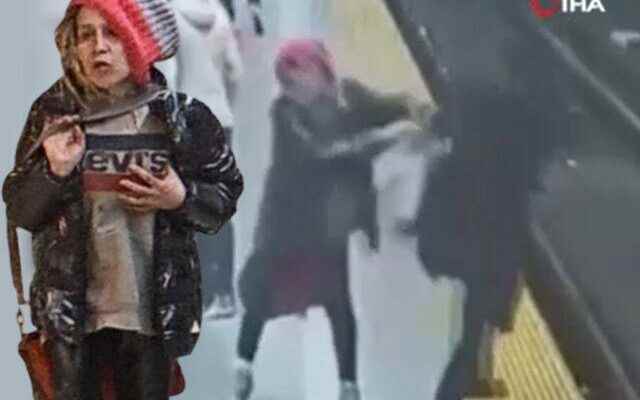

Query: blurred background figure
[164,0,244,319]
[234,0,329,40]
[234,39,422,400]
[220,0,264,35]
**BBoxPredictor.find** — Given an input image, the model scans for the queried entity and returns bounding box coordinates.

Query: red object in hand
[82,172,155,194]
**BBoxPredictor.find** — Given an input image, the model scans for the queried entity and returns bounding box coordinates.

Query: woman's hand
[42,115,85,177]
[406,96,435,128]
[118,164,186,213]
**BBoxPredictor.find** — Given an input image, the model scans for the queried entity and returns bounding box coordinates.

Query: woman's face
[75,7,132,91]
[283,59,331,105]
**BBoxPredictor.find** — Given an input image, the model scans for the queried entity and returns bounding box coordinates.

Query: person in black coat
[406,2,565,398]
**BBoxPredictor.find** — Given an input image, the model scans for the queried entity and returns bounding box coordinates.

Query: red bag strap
[7,220,25,305]
[7,218,27,336]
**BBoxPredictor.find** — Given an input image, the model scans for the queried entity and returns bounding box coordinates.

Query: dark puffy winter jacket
[2,71,243,358]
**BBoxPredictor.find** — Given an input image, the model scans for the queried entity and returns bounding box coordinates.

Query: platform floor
[473,288,584,400]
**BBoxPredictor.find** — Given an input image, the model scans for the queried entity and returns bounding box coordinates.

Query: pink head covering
[275,39,337,89]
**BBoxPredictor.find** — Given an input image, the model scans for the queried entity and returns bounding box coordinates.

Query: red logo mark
[530,0,562,19]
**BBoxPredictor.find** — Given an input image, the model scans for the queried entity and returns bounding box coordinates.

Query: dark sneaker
[234,364,253,400]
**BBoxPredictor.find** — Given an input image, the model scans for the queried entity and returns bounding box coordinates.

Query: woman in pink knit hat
[3,1,243,399]
[234,38,424,400]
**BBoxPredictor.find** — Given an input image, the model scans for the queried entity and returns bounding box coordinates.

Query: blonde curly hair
[55,6,101,99]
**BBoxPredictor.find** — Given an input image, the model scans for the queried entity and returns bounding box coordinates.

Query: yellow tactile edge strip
[486,287,584,400]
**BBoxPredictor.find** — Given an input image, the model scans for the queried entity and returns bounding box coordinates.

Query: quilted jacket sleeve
[169,98,244,233]
[2,95,80,232]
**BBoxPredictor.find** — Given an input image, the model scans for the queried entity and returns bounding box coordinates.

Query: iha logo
[530,0,606,19]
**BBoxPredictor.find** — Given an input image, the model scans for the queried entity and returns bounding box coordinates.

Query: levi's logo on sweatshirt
[82,134,171,192]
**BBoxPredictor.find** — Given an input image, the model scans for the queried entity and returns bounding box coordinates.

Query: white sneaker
[234,362,254,400]
[204,294,237,320]
[339,381,361,400]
